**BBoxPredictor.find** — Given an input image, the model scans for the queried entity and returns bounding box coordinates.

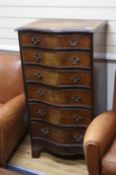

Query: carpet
[6,163,47,175]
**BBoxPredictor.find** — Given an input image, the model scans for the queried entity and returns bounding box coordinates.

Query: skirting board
[0,45,19,52]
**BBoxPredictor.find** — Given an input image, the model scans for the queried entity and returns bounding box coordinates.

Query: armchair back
[0,53,23,103]
[113,72,116,111]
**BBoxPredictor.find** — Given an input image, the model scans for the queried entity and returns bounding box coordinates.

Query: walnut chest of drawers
[17,18,107,157]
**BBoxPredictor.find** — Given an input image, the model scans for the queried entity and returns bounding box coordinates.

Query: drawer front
[22,48,91,69]
[20,33,91,49]
[31,122,86,144]
[27,84,92,107]
[25,66,91,88]
[32,139,83,156]
[28,103,92,126]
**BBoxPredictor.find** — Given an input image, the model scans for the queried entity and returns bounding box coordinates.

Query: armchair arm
[83,111,116,175]
[0,93,25,122]
[0,93,28,166]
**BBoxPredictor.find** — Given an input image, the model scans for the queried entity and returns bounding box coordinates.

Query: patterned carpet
[6,163,46,175]
[7,164,40,175]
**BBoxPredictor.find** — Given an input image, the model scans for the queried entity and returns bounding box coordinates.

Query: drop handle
[41,128,49,135]
[36,90,45,97]
[71,96,81,102]
[70,57,80,65]
[31,37,40,45]
[68,40,80,47]
[33,72,43,79]
[38,110,47,117]
[74,135,83,142]
[72,114,82,122]
[70,76,81,83]
[33,54,41,62]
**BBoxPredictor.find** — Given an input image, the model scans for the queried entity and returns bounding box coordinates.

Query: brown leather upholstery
[84,72,116,175]
[0,104,3,108]
[102,139,116,175]
[0,53,23,103]
[0,52,28,166]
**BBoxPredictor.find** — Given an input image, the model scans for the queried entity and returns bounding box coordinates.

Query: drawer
[28,103,92,126]
[20,33,91,49]
[31,122,86,144]
[22,48,91,69]
[27,84,92,107]
[25,66,91,88]
[31,139,83,156]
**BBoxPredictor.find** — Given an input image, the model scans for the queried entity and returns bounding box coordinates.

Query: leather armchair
[0,53,28,166]
[84,73,116,175]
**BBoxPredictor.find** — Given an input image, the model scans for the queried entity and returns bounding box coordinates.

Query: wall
[0,0,116,109]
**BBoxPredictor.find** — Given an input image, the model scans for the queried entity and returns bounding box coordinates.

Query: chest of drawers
[17,19,107,157]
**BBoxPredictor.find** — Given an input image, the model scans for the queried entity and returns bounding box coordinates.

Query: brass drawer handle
[33,72,43,79]
[74,135,83,142]
[33,54,41,62]
[41,128,49,135]
[71,96,81,102]
[36,90,45,97]
[70,76,81,83]
[31,37,40,45]
[70,57,80,65]
[38,110,47,117]
[72,114,82,122]
[68,40,80,47]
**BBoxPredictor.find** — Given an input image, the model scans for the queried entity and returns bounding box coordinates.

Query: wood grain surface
[9,135,88,175]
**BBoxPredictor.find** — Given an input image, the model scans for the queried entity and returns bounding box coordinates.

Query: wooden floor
[9,136,88,175]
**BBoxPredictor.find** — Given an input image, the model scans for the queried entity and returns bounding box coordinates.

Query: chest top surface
[16,18,106,33]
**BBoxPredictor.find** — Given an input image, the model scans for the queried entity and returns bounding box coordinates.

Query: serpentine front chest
[17,18,107,157]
